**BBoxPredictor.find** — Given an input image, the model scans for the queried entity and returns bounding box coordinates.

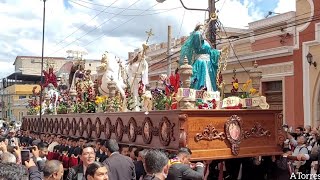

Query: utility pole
[167,25,172,76]
[208,0,217,49]
[39,0,47,130]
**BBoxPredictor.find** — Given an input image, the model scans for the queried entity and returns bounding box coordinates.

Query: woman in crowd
[86,162,109,180]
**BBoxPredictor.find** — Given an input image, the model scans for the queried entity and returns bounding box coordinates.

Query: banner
[176,88,220,102]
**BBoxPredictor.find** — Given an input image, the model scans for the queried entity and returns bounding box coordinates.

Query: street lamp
[39,0,47,131]
[156,0,209,11]
[155,0,217,47]
[307,52,317,68]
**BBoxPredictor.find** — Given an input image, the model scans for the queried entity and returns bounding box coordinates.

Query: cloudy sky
[0,0,295,78]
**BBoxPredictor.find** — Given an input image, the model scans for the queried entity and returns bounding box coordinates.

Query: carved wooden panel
[44,118,48,132]
[159,117,175,146]
[115,118,124,141]
[71,118,76,136]
[38,118,42,132]
[67,118,71,133]
[23,110,282,160]
[54,118,59,134]
[60,118,65,134]
[87,118,93,138]
[95,118,101,139]
[104,118,112,139]
[142,118,153,144]
[178,114,187,147]
[49,118,54,133]
[79,118,85,136]
[194,125,226,142]
[128,118,137,142]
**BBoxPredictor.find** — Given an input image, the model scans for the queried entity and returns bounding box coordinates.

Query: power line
[150,10,320,70]
[226,11,319,43]
[149,15,320,73]
[51,0,120,49]
[83,3,160,47]
[76,0,178,11]
[69,0,181,16]
[48,0,142,56]
[219,20,249,75]
[177,10,186,38]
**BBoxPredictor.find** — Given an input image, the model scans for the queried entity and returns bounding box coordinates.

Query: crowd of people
[0,130,206,180]
[1,125,320,180]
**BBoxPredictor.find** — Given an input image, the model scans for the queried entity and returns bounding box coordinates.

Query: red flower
[211,99,217,109]
[171,102,177,110]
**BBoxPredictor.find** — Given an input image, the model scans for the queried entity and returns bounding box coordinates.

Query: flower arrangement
[231,72,239,94]
[57,103,68,114]
[239,79,258,98]
[152,88,167,110]
[95,95,107,112]
[197,99,217,109]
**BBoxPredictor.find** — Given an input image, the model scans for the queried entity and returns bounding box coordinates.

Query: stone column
[178,56,195,109]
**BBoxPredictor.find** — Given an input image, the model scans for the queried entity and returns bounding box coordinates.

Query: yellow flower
[34,106,40,111]
[233,82,239,89]
[242,83,248,91]
[246,79,252,84]
[249,88,257,95]
[95,96,104,104]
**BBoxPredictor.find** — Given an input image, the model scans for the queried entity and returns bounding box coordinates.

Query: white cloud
[0,61,15,78]
[274,0,296,13]
[0,0,269,78]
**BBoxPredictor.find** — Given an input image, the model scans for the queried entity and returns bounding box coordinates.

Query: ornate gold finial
[145,28,154,44]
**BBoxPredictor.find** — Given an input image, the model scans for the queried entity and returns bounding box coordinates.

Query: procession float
[22,20,285,161]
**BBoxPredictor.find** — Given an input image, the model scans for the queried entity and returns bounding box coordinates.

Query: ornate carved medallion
[243,122,271,138]
[95,118,102,139]
[45,118,49,132]
[29,118,32,131]
[60,118,65,134]
[49,119,54,133]
[104,118,112,139]
[194,125,226,142]
[87,118,93,138]
[276,113,285,147]
[30,118,34,131]
[79,118,85,136]
[67,118,72,133]
[225,115,243,156]
[115,118,124,141]
[128,118,137,142]
[71,118,77,136]
[54,118,59,133]
[159,117,174,146]
[142,118,153,144]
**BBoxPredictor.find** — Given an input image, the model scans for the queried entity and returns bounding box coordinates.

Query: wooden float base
[23,109,285,160]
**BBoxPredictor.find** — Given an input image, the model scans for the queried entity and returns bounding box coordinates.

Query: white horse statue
[99,53,126,99]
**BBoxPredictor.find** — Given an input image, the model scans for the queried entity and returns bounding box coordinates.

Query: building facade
[2,55,101,122]
[128,0,320,128]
